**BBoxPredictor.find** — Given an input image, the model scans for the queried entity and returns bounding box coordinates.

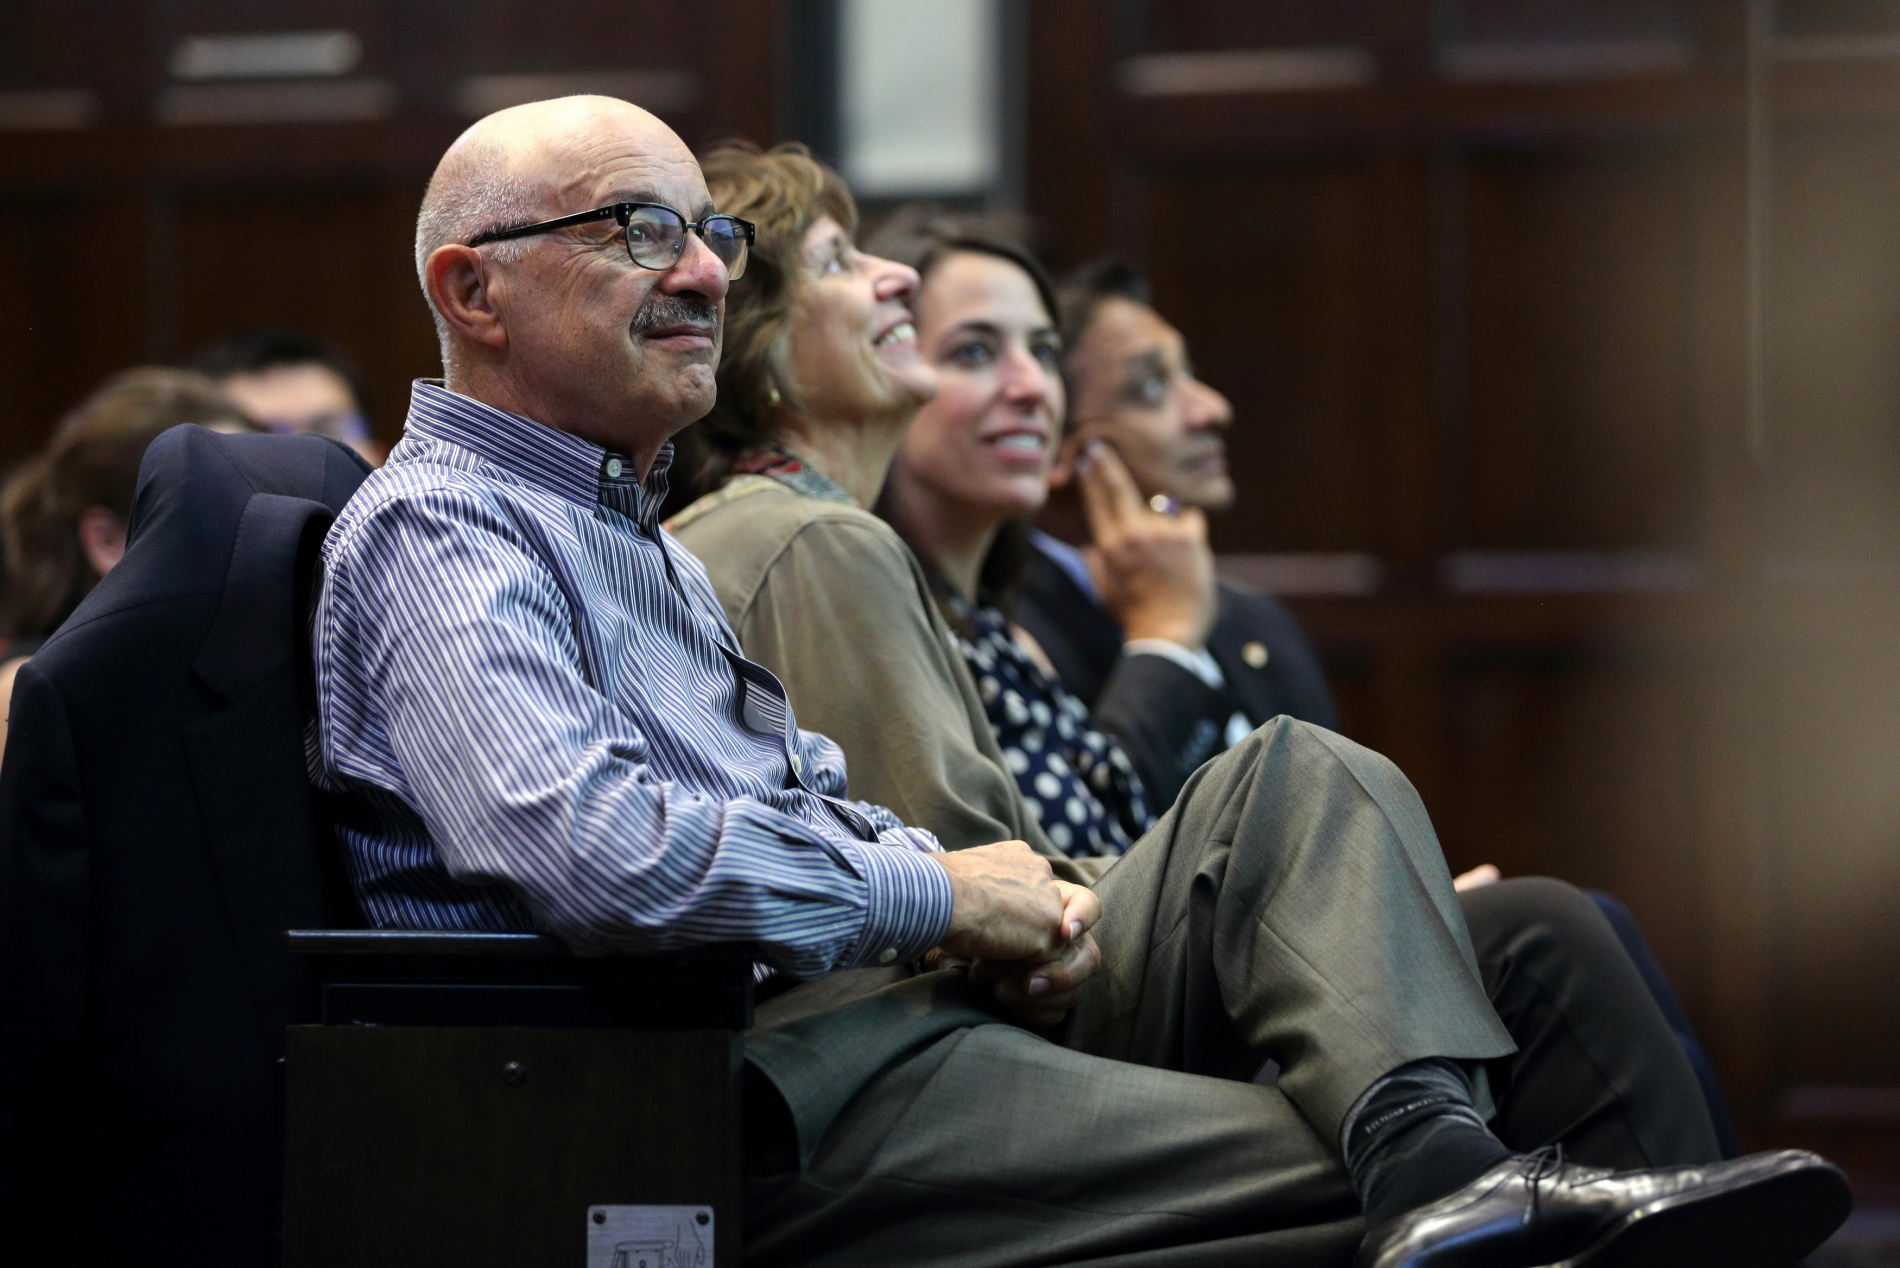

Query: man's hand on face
[930,845,1105,1029]
[1075,440,1218,651]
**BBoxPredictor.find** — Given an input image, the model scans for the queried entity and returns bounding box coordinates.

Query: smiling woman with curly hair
[667,143,1089,875]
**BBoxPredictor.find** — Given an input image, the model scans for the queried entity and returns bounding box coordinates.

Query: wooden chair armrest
[283,930,759,1029]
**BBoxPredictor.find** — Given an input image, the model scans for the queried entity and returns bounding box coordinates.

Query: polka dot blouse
[951,597,1153,858]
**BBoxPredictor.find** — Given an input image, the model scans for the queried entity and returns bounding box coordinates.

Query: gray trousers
[746,720,1519,1267]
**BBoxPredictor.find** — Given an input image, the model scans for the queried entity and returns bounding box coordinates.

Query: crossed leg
[745,721,1719,1266]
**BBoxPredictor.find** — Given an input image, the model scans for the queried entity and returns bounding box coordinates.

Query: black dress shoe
[1356,1147,1851,1268]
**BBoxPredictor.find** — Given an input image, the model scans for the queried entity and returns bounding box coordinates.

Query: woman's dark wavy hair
[864,207,1066,630]
[1,367,251,639]
[662,142,859,515]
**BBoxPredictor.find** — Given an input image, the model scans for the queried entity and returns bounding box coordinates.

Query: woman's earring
[767,385,782,407]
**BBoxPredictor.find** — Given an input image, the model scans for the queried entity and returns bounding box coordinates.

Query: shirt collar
[400,379,670,528]
[1029,529,1100,604]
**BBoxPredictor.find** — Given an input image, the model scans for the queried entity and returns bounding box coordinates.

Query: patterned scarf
[729,444,857,506]
[947,593,1153,858]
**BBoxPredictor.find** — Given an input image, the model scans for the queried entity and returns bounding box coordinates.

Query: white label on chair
[587,1206,712,1268]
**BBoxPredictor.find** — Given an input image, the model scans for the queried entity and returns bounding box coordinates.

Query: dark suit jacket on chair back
[0,426,371,1265]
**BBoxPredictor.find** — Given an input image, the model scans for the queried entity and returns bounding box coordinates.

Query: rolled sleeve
[835,839,954,968]
[875,824,941,854]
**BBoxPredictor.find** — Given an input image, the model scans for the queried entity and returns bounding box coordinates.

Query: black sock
[1341,1057,1513,1229]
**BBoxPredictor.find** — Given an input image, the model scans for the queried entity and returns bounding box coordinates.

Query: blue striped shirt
[310,380,954,978]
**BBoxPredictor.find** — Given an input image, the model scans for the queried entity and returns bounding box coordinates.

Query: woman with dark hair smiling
[871,210,1232,858]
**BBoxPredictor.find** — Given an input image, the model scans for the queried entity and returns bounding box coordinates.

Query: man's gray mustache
[631,297,720,335]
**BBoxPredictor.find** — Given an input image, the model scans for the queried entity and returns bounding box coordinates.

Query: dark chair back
[0,426,372,1265]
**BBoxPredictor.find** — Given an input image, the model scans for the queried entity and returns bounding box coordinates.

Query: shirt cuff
[1124,638,1226,690]
[876,824,943,855]
[836,839,955,969]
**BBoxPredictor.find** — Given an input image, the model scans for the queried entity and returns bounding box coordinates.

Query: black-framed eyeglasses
[468,202,755,280]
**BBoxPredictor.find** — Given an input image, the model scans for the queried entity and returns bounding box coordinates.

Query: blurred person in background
[193,327,387,464]
[0,368,255,749]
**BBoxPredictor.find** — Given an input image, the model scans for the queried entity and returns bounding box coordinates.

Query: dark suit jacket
[1014,546,1338,810]
[0,427,370,1265]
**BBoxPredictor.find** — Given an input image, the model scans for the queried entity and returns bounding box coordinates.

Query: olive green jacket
[670,475,1097,886]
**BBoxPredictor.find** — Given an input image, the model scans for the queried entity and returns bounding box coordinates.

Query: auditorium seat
[0,426,750,1266]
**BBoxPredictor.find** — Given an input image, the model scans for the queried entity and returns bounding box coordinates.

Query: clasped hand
[930,840,1104,1030]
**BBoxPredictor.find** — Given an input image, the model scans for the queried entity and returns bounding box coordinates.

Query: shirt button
[605,457,623,478]
[790,753,803,776]
[876,947,898,966]
[1241,640,1270,669]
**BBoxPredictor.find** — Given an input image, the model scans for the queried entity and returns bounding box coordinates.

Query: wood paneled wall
[0,0,777,463]
[1025,0,1900,1189]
